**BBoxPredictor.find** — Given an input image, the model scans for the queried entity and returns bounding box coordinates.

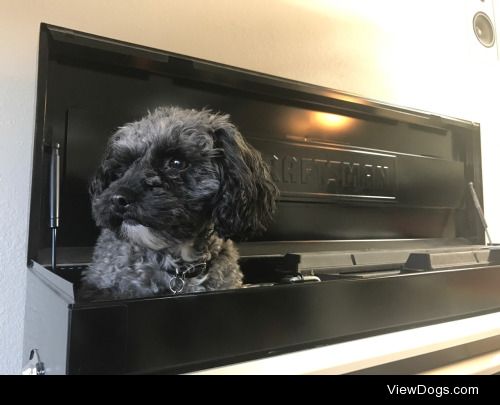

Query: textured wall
[0,0,498,373]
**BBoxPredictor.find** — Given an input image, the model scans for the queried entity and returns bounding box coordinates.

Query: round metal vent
[473,12,496,48]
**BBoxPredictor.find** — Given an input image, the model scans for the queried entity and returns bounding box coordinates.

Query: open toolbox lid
[25,24,500,375]
[28,23,485,268]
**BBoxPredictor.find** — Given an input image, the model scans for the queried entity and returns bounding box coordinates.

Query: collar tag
[166,262,208,294]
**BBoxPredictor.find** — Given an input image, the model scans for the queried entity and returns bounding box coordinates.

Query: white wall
[1,0,498,373]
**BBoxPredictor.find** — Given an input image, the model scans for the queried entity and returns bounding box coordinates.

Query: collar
[166,260,209,294]
[165,261,209,279]
[164,227,215,294]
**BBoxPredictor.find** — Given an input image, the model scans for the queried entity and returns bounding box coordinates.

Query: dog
[78,107,278,301]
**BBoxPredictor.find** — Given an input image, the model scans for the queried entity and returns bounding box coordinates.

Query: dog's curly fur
[78,107,278,301]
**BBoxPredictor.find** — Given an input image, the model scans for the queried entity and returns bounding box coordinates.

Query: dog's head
[90,107,278,250]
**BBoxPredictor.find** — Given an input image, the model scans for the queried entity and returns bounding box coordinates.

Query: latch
[21,349,46,375]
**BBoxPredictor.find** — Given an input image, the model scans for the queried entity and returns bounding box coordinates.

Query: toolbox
[24,24,500,374]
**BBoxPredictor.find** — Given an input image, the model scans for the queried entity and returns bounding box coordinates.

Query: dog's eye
[166,158,189,171]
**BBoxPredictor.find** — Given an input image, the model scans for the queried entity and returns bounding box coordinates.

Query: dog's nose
[112,194,130,211]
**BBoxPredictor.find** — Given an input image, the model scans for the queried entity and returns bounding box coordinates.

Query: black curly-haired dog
[79,107,278,301]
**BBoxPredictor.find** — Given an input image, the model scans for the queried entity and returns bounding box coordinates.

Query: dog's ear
[211,117,279,240]
[89,125,130,201]
[89,146,113,201]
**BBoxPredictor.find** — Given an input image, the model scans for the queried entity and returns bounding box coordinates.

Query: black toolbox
[24,24,500,374]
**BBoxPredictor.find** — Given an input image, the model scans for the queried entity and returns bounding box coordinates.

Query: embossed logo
[251,139,397,202]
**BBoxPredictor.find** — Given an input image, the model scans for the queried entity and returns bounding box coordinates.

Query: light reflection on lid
[313,111,352,130]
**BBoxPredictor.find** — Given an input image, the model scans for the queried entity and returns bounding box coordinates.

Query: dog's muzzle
[108,193,140,226]
[112,194,130,212]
